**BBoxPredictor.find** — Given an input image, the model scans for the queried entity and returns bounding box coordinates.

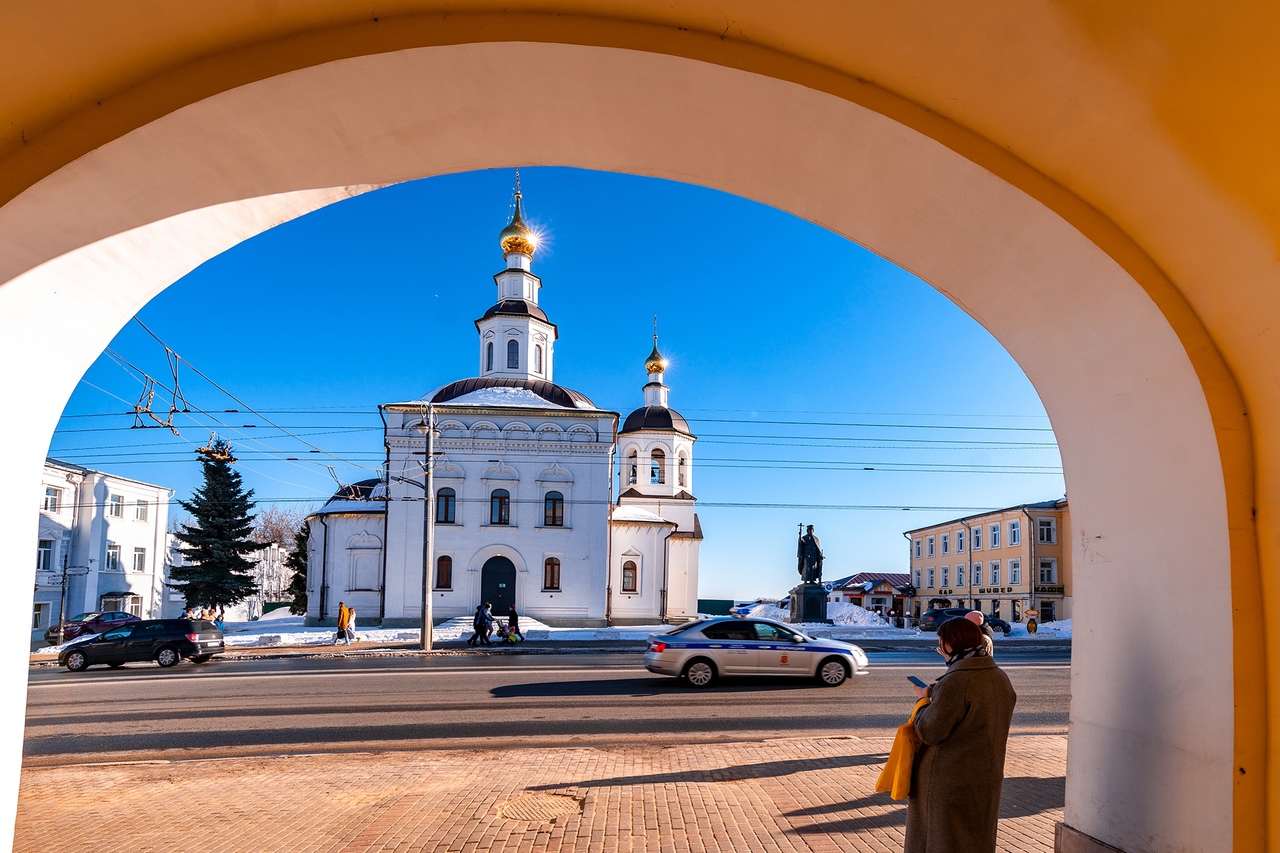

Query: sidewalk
[16,734,1065,852]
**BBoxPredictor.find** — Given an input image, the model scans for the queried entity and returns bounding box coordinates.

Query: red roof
[839,572,911,589]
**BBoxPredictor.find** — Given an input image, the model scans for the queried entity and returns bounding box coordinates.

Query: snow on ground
[31,604,1071,653]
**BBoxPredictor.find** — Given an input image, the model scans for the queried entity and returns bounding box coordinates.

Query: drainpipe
[659,524,676,624]
[1021,505,1038,620]
[151,489,172,618]
[318,515,329,621]
[605,414,618,626]
[377,404,390,624]
[901,531,914,624]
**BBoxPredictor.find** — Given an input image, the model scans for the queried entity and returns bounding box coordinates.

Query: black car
[58,618,225,671]
[918,608,1013,635]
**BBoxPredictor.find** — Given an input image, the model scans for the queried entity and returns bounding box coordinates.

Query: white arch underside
[0,42,1231,851]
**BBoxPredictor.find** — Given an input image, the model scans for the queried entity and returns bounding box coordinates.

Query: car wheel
[155,646,180,668]
[65,651,88,672]
[190,655,211,663]
[681,658,718,688]
[816,657,849,687]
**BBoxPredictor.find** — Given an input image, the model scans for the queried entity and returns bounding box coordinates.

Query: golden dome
[499,192,536,257]
[645,336,666,373]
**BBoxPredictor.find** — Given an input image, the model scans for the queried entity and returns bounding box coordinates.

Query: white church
[304,188,702,627]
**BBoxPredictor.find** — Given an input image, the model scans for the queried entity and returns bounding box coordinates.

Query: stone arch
[0,39,1251,853]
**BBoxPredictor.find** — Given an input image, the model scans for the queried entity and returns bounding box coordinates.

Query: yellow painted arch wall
[1,4,1275,851]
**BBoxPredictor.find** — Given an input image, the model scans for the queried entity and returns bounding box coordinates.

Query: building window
[435,555,453,589]
[941,566,950,587]
[926,536,935,557]
[507,339,519,369]
[534,345,543,373]
[926,567,935,588]
[622,560,638,593]
[956,529,965,552]
[543,557,562,591]
[489,489,510,525]
[42,487,61,513]
[651,449,666,484]
[106,543,121,571]
[972,526,982,550]
[36,540,54,572]
[972,562,982,586]
[32,603,49,631]
[486,341,494,371]
[436,488,456,523]
[913,539,922,559]
[1010,559,1021,584]
[941,534,949,555]
[108,494,124,518]
[133,499,149,522]
[1039,558,1057,584]
[989,523,1000,548]
[627,450,638,485]
[544,491,564,526]
[991,561,1000,585]
[1009,520,1020,545]
[132,547,147,573]
[1038,517,1057,544]
[956,562,966,587]
[677,455,687,487]
[914,569,921,587]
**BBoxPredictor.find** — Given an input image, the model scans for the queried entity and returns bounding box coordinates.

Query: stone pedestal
[788,582,831,624]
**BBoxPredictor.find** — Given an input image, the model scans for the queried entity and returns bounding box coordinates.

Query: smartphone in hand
[907,675,928,689]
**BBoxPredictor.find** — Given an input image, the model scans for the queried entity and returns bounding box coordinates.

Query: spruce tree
[169,439,259,607]
[285,520,309,615]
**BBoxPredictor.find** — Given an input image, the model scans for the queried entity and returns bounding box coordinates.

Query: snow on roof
[444,387,571,408]
[311,498,385,516]
[611,506,672,524]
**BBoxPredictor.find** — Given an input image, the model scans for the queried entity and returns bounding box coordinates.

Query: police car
[644,616,870,688]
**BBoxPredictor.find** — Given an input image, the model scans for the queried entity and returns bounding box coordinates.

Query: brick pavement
[15,734,1064,852]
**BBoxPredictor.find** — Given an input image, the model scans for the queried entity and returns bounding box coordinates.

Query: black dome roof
[430,376,596,409]
[326,478,383,502]
[478,299,549,323]
[620,405,693,436]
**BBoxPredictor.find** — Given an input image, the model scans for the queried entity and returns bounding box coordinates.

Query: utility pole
[56,553,68,647]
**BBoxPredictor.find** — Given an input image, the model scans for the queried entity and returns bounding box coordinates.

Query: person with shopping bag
[879,616,1017,852]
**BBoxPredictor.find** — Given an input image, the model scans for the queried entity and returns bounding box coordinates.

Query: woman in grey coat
[906,615,1017,853]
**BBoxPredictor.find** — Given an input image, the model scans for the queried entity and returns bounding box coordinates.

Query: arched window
[435,487,456,523]
[544,491,564,526]
[651,449,666,484]
[490,489,510,525]
[622,560,638,593]
[627,449,638,485]
[507,339,519,369]
[486,341,493,371]
[543,557,561,591]
[677,454,687,488]
[434,555,453,589]
[534,344,543,373]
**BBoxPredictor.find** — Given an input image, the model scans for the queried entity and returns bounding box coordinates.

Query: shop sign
[977,586,1015,594]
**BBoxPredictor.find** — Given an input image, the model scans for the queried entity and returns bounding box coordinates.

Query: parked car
[58,618,225,671]
[44,611,139,645]
[918,607,1012,635]
[643,616,870,688]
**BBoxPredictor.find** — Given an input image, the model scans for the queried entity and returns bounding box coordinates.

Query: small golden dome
[499,192,536,257]
[645,336,666,373]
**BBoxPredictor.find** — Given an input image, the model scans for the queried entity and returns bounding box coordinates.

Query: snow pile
[745,601,889,627]
[1007,617,1072,638]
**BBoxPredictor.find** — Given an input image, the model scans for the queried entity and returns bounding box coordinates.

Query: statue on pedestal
[797,524,823,584]
[789,523,831,624]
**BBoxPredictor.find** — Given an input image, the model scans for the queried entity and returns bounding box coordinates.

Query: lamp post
[416,405,436,651]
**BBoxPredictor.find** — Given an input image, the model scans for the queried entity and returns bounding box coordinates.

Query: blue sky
[50,167,1064,599]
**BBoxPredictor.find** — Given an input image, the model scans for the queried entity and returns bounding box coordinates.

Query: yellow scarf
[874,696,932,800]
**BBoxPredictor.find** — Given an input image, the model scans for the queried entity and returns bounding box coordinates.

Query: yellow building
[905,499,1070,624]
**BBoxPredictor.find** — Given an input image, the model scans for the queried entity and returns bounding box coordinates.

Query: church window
[534,344,543,373]
[651,449,666,484]
[627,450,638,485]
[543,557,561,591]
[507,339,519,369]
[434,555,453,590]
[544,491,564,526]
[486,342,493,371]
[436,488,456,524]
[677,454,687,487]
[622,560,638,593]
[490,489,510,525]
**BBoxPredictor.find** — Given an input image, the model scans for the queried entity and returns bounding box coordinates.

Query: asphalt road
[22,649,1070,767]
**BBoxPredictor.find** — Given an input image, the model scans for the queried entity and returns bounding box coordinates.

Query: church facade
[304,190,701,627]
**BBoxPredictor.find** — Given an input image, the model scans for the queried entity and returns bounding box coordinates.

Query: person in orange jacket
[335,601,350,645]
